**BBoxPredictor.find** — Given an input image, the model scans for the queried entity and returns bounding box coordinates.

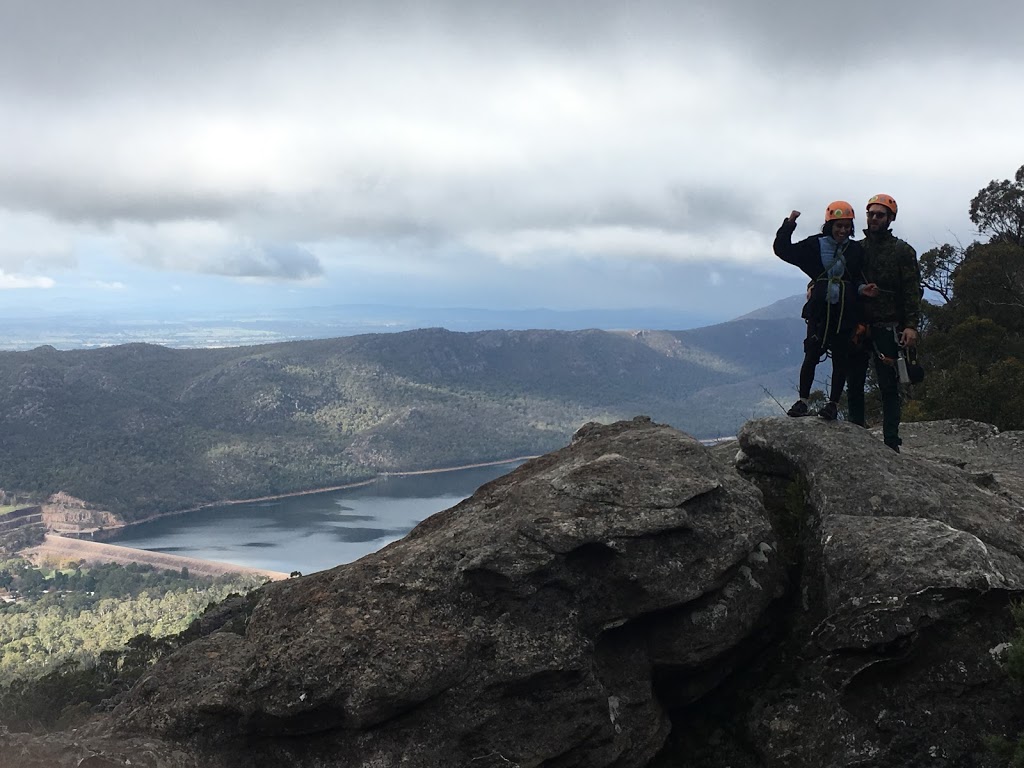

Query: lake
[105,463,521,575]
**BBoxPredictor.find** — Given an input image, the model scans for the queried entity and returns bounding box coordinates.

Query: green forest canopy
[913,163,1024,430]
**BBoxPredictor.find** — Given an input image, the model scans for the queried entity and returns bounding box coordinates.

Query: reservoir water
[106,463,521,575]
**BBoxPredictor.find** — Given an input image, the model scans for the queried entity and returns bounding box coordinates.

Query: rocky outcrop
[39,492,122,537]
[105,417,783,767]
[660,416,1024,767]
[900,418,1024,504]
[4,416,1024,768]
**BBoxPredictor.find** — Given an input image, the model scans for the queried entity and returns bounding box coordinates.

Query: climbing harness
[809,242,850,361]
[867,324,924,385]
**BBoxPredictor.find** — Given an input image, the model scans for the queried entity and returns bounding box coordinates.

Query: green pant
[847,325,902,450]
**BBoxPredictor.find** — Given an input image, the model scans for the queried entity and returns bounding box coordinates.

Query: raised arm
[773,210,803,266]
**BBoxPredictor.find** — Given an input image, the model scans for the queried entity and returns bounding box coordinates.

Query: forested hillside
[913,163,1024,429]
[0,558,266,729]
[0,559,264,686]
[0,321,804,517]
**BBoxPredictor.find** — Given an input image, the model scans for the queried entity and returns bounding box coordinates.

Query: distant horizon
[0,295,804,352]
[0,295,796,320]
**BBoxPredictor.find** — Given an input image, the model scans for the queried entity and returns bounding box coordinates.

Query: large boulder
[105,416,783,767]
[659,416,1024,768]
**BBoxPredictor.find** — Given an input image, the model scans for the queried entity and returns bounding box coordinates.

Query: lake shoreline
[84,455,538,542]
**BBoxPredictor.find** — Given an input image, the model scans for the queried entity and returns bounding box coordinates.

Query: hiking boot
[818,401,839,421]
[787,400,809,417]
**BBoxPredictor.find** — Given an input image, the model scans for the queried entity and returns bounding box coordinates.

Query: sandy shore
[23,534,290,581]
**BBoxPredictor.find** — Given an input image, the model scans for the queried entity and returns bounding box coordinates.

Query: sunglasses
[866,211,889,219]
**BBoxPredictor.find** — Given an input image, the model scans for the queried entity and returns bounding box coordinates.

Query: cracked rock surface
[658,417,1024,768]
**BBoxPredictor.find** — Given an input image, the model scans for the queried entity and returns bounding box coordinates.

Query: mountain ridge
[0,316,807,518]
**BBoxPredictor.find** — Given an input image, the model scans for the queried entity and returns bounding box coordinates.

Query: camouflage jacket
[857,228,921,329]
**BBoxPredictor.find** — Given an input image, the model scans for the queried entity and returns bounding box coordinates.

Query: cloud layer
[1,0,1021,317]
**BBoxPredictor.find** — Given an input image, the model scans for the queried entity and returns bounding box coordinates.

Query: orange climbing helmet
[867,193,898,218]
[825,201,855,222]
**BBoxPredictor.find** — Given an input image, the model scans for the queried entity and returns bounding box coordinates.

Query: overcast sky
[1,0,1021,324]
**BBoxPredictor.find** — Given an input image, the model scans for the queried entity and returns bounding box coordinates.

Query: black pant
[847,325,902,448]
[799,320,853,404]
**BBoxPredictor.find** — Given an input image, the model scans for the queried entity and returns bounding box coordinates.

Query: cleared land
[23,534,289,581]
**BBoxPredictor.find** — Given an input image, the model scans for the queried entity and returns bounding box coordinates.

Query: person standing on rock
[773,201,865,421]
[846,193,921,452]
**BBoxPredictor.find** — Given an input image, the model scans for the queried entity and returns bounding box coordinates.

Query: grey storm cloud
[147,241,324,280]
[216,243,324,280]
[3,1,1022,106]
[4,0,1021,74]
[0,177,249,225]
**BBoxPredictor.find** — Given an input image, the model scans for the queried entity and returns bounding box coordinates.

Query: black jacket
[774,219,865,330]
